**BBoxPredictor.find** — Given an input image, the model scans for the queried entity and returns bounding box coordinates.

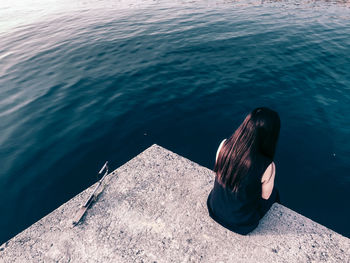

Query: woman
[207,107,281,235]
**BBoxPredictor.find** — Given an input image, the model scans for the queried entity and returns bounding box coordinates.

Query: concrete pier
[1,144,349,262]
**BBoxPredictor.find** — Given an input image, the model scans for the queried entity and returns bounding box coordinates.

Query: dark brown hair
[214,107,281,192]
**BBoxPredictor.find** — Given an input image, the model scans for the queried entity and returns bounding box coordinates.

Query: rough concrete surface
[1,144,349,262]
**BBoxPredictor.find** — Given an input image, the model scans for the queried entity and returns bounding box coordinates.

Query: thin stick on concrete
[72,161,109,226]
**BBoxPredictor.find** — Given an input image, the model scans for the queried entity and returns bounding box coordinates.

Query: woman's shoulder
[261,161,276,183]
[216,139,227,162]
[218,139,226,149]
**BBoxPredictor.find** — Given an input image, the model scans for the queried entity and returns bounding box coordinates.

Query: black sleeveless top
[207,154,271,235]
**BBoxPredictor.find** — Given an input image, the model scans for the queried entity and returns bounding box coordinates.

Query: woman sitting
[207,107,281,235]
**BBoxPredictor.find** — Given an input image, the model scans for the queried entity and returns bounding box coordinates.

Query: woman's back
[207,150,271,235]
[207,107,281,235]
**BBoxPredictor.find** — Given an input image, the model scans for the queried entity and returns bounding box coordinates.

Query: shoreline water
[1,0,350,244]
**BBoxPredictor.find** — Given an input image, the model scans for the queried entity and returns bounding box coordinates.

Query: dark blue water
[1,0,349,243]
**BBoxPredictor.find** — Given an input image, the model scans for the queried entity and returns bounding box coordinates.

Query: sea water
[0,0,349,243]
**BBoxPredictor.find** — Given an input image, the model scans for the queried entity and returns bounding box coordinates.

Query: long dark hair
[214,107,281,192]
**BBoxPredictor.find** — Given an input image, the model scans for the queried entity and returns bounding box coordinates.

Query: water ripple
[0,0,350,243]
